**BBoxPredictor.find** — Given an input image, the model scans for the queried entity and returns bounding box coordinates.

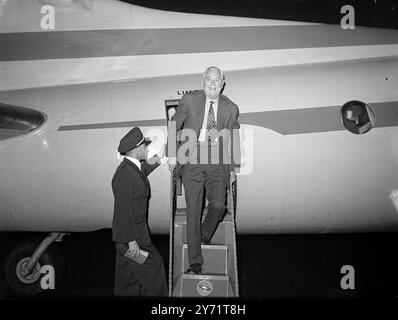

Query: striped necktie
[206,101,217,142]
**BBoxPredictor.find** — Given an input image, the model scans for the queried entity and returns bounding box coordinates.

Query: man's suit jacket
[111,157,160,243]
[169,90,241,171]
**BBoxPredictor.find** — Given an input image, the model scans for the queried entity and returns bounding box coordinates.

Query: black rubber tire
[4,238,64,296]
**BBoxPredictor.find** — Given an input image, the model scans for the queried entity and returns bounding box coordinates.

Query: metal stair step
[174,220,234,246]
[177,274,232,297]
[181,243,228,275]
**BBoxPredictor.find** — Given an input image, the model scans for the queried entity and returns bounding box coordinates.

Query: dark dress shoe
[186,263,202,274]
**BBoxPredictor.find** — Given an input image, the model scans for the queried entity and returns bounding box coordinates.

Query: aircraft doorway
[165,99,180,122]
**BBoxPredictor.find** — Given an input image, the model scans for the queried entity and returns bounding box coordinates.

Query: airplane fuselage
[1,1,398,234]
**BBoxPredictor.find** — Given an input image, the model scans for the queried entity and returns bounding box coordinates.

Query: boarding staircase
[168,170,239,297]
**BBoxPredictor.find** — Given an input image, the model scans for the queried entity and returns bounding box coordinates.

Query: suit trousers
[114,221,168,297]
[181,163,228,266]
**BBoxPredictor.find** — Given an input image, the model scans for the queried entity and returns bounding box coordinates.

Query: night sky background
[124,0,398,29]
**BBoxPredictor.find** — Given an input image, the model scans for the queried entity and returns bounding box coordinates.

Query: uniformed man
[112,127,167,296]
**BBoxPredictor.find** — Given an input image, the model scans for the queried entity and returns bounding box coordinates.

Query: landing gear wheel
[4,238,64,295]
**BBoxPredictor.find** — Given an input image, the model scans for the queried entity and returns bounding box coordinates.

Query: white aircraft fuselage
[1,0,398,234]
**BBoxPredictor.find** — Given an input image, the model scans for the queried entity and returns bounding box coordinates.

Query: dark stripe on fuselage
[59,119,166,131]
[1,25,398,61]
[240,101,398,134]
[58,101,398,135]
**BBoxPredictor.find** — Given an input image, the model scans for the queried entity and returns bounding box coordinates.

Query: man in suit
[168,66,241,274]
[112,127,168,296]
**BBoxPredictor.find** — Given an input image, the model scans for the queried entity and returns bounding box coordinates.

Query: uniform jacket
[111,157,160,243]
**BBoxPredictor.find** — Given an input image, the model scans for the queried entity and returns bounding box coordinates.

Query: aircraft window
[340,100,375,134]
[0,103,46,140]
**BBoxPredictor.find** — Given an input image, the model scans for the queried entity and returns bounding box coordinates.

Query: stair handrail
[168,167,178,297]
[229,174,239,297]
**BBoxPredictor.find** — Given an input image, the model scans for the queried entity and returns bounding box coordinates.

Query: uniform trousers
[114,221,168,296]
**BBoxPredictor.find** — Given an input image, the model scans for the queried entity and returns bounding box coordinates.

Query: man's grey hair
[202,66,225,83]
